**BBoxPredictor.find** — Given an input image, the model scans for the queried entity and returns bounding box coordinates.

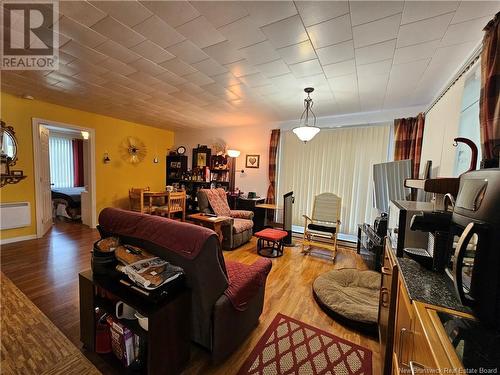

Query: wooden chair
[156,191,186,221]
[129,187,157,214]
[301,193,341,261]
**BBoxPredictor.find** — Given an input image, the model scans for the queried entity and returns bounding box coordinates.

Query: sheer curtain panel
[49,136,74,188]
[277,124,390,237]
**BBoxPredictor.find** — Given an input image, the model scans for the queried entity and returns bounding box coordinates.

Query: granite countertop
[390,247,472,314]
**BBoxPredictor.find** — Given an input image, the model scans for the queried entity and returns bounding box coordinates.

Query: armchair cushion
[307,223,337,234]
[233,218,254,234]
[230,210,254,219]
[224,258,272,311]
[201,188,231,216]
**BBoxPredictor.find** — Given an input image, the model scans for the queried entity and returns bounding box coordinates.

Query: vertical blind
[49,136,74,188]
[277,124,390,236]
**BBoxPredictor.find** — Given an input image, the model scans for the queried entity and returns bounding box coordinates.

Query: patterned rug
[0,272,101,375]
[237,313,372,375]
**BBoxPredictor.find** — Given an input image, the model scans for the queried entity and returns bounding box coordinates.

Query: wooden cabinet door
[411,312,438,371]
[394,277,413,371]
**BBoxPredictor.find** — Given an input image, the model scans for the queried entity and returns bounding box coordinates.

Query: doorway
[32,118,96,238]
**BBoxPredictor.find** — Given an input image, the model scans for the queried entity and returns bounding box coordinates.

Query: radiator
[0,202,31,230]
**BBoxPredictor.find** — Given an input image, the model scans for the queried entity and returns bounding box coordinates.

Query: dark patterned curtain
[480,12,500,162]
[72,138,84,187]
[266,129,280,204]
[394,113,425,179]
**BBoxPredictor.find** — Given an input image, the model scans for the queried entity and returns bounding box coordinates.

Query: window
[454,65,482,175]
[277,124,390,238]
[49,136,74,188]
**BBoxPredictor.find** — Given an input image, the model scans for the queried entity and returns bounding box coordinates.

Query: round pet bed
[313,268,381,335]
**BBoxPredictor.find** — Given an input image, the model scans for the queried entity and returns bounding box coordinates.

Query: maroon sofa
[98,208,272,363]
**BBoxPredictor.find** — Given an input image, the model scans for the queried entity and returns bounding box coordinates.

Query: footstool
[254,228,288,258]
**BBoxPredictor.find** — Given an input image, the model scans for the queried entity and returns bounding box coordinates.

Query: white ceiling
[2,1,498,130]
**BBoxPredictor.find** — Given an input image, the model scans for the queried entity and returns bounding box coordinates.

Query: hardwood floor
[1,222,380,375]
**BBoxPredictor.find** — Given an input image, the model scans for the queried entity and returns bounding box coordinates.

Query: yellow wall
[0,92,175,240]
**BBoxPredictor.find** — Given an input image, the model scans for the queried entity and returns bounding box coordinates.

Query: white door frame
[32,117,97,237]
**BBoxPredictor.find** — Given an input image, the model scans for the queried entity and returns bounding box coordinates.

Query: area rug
[0,272,101,375]
[237,313,372,375]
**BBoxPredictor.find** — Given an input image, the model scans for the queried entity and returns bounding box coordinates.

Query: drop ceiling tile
[133,16,186,48]
[350,1,404,26]
[307,14,352,49]
[166,39,209,64]
[357,59,393,77]
[57,63,80,77]
[393,40,440,65]
[203,82,228,95]
[256,59,290,78]
[295,1,349,27]
[58,16,107,48]
[224,59,259,78]
[352,13,401,48]
[140,1,200,28]
[441,16,492,47]
[129,58,166,76]
[94,39,140,63]
[58,51,76,65]
[130,40,175,64]
[316,40,354,65]
[175,16,226,49]
[401,1,459,25]
[192,58,228,76]
[243,1,297,27]
[126,71,163,86]
[179,82,205,95]
[238,72,270,88]
[66,58,109,76]
[59,1,106,27]
[328,74,358,92]
[72,71,107,86]
[323,59,356,78]
[100,57,137,75]
[261,15,308,49]
[217,16,267,49]
[104,71,135,86]
[289,59,323,78]
[60,40,108,65]
[397,13,454,48]
[240,41,280,65]
[210,72,241,87]
[156,70,188,86]
[354,39,396,65]
[451,1,499,24]
[277,40,317,65]
[203,41,244,65]
[191,1,248,28]
[160,58,197,76]
[91,16,145,48]
[183,71,215,86]
[90,1,153,27]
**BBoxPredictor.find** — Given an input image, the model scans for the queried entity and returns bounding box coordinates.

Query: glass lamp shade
[227,149,241,158]
[293,126,320,142]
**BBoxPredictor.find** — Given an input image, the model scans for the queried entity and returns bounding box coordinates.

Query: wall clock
[121,137,147,164]
[177,146,186,155]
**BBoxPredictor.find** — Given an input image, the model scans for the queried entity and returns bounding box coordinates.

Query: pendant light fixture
[293,87,320,143]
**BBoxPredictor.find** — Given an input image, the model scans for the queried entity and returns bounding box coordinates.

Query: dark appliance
[403,210,452,271]
[446,168,500,329]
[374,212,388,238]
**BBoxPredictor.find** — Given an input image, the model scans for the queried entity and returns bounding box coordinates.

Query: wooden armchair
[302,193,341,261]
[129,187,157,214]
[156,191,186,221]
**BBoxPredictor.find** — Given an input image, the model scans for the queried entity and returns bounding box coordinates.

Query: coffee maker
[445,169,500,329]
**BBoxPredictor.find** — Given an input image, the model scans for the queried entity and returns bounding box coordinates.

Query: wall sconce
[103,152,111,164]
[153,156,159,163]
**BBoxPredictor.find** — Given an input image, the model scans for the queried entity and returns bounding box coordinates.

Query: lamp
[293,87,320,143]
[81,131,89,140]
[227,149,240,158]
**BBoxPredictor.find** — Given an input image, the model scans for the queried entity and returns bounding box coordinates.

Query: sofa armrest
[230,210,254,220]
[223,258,272,311]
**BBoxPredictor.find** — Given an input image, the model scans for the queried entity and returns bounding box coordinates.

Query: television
[373,159,412,213]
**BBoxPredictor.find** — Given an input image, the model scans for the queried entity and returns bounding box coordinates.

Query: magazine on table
[122,257,183,291]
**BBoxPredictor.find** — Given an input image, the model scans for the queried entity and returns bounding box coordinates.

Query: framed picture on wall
[245,154,260,168]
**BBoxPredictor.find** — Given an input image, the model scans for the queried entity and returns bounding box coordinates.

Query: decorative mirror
[1,120,26,187]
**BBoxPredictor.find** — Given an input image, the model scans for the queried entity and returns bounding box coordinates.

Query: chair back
[311,193,341,224]
[129,187,150,213]
[167,191,186,216]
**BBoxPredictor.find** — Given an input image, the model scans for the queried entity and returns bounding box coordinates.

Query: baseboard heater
[0,202,31,230]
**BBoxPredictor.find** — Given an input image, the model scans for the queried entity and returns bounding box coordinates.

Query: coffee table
[188,213,229,243]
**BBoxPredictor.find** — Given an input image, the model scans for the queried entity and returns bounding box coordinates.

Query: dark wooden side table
[79,270,190,375]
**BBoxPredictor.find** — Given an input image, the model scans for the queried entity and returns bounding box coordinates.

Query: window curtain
[277,124,390,236]
[479,12,500,163]
[49,136,74,188]
[393,113,425,178]
[266,129,280,204]
[72,139,84,187]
